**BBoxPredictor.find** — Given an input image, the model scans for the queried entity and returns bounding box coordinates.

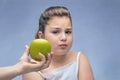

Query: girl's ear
[37,31,44,38]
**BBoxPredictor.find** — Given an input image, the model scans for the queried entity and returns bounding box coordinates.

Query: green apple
[29,39,51,61]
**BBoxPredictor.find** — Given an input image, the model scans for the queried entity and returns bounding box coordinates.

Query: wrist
[13,62,23,75]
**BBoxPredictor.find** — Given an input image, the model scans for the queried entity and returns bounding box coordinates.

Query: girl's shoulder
[71,51,84,57]
[70,51,88,63]
[69,51,84,62]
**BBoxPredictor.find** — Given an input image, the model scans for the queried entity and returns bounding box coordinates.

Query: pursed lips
[59,44,67,48]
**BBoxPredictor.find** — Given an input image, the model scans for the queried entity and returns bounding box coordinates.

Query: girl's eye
[65,31,72,34]
[52,31,59,34]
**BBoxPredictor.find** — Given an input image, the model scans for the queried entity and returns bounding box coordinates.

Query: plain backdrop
[0,0,120,80]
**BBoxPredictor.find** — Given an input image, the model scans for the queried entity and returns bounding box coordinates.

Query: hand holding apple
[29,39,51,61]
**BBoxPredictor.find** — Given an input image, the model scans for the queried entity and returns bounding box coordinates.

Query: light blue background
[0,0,120,80]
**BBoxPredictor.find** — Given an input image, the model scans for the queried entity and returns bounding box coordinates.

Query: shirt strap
[77,52,81,63]
[76,52,81,77]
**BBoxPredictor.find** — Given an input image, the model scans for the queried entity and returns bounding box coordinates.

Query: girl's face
[44,16,73,55]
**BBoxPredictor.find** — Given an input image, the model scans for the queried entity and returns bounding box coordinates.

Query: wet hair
[35,6,72,38]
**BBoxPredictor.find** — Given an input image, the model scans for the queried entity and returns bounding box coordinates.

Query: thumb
[19,45,29,60]
[24,45,29,56]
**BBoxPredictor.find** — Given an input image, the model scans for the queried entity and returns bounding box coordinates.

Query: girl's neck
[50,52,71,67]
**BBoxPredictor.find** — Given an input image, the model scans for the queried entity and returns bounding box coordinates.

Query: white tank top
[38,52,81,80]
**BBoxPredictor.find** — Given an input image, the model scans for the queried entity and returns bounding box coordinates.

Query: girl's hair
[35,6,72,38]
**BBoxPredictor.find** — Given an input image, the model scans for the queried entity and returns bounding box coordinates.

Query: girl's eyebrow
[51,28,72,30]
[65,28,72,31]
[66,28,72,30]
[51,28,60,30]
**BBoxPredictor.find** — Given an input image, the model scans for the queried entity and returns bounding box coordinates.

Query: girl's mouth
[59,44,67,49]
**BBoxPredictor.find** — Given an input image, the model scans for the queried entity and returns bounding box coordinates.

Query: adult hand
[16,45,52,74]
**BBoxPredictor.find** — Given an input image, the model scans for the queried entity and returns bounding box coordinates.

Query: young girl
[23,6,94,80]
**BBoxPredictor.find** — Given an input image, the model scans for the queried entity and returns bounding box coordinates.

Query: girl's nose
[60,33,67,41]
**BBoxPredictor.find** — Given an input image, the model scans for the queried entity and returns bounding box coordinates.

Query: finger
[30,53,46,69]
[31,53,52,71]
[19,45,29,60]
[38,53,46,64]
[50,51,54,55]
[24,45,29,56]
[44,53,52,67]
[47,53,52,61]
[30,58,38,64]
[46,52,53,63]
[30,53,46,64]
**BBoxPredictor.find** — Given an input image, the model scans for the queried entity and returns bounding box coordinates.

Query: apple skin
[29,39,51,61]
